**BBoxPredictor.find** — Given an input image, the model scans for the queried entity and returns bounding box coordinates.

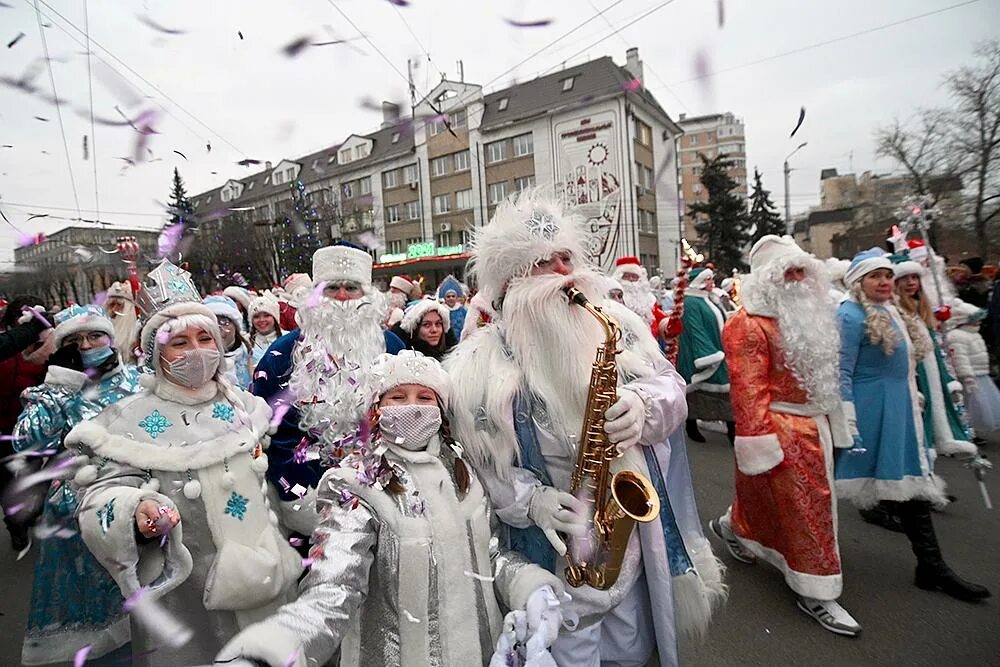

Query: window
[486,140,506,164]
[429,117,444,136]
[403,165,418,184]
[488,181,508,204]
[405,237,421,247]
[643,166,654,191]
[383,170,398,189]
[433,194,450,214]
[635,120,652,147]
[453,150,470,172]
[391,132,400,144]
[431,156,449,177]
[512,133,533,158]
[693,183,702,194]
[359,177,372,195]
[385,205,401,223]
[386,239,404,254]
[273,171,284,186]
[450,108,467,128]
[455,189,473,209]
[689,135,698,146]
[561,77,575,92]
[406,201,421,220]
[514,175,535,192]
[437,231,452,247]
[285,168,295,182]
[498,97,509,111]
[342,182,354,198]
[354,144,370,160]
[339,148,352,164]
[460,229,473,246]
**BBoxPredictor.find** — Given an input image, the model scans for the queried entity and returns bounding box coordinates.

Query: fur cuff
[216,618,306,667]
[43,365,88,391]
[506,565,565,612]
[693,350,725,370]
[734,434,784,475]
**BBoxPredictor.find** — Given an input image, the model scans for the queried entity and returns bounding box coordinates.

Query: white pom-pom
[73,454,91,467]
[183,478,202,499]
[142,477,160,492]
[250,453,269,473]
[221,471,235,490]
[139,374,158,390]
[74,464,99,486]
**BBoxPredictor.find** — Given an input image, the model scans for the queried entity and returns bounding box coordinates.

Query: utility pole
[783,142,808,235]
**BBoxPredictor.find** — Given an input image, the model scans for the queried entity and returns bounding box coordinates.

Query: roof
[820,168,839,180]
[191,124,415,210]
[807,208,855,225]
[480,56,677,132]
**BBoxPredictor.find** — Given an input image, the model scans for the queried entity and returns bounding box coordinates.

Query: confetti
[288,536,304,547]
[136,14,186,35]
[237,30,244,40]
[790,106,806,138]
[504,18,552,28]
[402,610,421,623]
[206,141,211,153]
[623,78,642,93]
[386,0,410,5]
[82,135,89,160]
[282,36,311,57]
[717,0,725,27]
[123,587,193,648]
[7,32,25,48]
[291,483,308,498]
[173,150,187,160]
[73,645,91,667]
[34,116,49,122]
[301,557,314,569]
[463,570,495,582]
[157,222,184,258]
[237,158,262,167]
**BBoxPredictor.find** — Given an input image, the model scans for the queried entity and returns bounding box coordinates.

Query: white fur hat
[470,189,588,299]
[688,267,714,290]
[106,281,134,302]
[312,245,373,287]
[222,285,253,310]
[140,302,220,361]
[282,273,312,297]
[400,298,451,334]
[892,260,924,280]
[844,248,894,286]
[248,291,280,322]
[389,275,415,293]
[612,256,646,283]
[371,350,451,404]
[52,304,115,349]
[825,257,849,282]
[748,235,808,273]
[202,295,244,332]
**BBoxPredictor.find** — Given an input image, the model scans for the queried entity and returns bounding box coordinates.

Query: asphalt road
[0,431,997,666]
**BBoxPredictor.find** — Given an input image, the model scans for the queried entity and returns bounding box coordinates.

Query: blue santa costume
[253,244,403,537]
[445,191,725,667]
[436,274,469,335]
[835,249,989,602]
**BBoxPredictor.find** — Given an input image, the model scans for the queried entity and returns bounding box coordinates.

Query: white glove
[604,389,645,453]
[842,401,860,439]
[527,486,588,556]
[525,585,562,652]
[215,623,305,667]
[962,377,979,395]
[489,609,528,667]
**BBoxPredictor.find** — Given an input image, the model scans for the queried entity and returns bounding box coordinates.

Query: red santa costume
[385,275,414,328]
[612,256,670,340]
[712,235,861,637]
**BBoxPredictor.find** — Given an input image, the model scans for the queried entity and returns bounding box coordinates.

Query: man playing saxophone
[446,190,725,666]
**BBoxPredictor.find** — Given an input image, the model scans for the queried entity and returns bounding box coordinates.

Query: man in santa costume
[445,191,725,667]
[277,272,311,332]
[436,273,469,334]
[612,256,670,342]
[385,274,414,327]
[104,280,140,363]
[677,266,734,443]
[252,242,404,536]
[711,235,861,636]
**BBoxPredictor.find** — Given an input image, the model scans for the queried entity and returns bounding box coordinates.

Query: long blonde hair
[895,281,936,329]
[850,283,931,360]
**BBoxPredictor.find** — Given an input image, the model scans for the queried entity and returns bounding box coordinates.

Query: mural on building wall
[554,110,623,270]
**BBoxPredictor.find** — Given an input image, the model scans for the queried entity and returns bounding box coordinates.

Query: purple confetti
[623,78,642,93]
[156,329,171,345]
[20,305,52,329]
[4,502,25,516]
[157,222,184,258]
[271,402,290,428]
[301,557,314,569]
[288,536,304,547]
[73,645,91,666]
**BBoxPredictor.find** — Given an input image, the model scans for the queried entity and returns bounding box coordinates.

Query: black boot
[686,419,706,443]
[858,501,904,533]
[726,421,736,447]
[898,500,991,602]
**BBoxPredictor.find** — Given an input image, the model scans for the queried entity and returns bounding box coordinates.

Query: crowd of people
[0,188,993,666]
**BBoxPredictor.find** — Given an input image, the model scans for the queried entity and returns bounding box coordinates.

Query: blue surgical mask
[80,345,115,369]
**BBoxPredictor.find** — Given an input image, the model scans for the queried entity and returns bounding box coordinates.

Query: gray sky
[1,0,997,268]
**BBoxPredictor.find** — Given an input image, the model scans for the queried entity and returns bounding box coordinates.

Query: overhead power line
[83,0,100,222]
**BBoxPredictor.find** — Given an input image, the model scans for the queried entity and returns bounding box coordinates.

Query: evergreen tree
[167,167,193,226]
[687,153,750,273]
[274,180,326,275]
[747,168,786,244]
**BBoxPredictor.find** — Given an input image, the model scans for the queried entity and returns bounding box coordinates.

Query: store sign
[379,242,466,264]
[436,244,464,256]
[407,242,435,258]
[380,252,406,263]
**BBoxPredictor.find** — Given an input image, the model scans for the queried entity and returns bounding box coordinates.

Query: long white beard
[619,281,656,324]
[744,265,840,411]
[501,269,610,445]
[110,308,139,361]
[289,290,388,450]
[388,290,406,310]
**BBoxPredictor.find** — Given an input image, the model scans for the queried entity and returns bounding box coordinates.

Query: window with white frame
[406,201,421,220]
[486,141,506,164]
[453,150,470,172]
[689,135,698,146]
[437,231,452,247]
[634,120,652,146]
[342,182,354,198]
[403,165,418,184]
[273,171,285,186]
[450,108,467,128]
[431,156,449,178]
[359,177,372,195]
[433,194,450,214]
[386,239,404,254]
[460,229,473,246]
[643,166,654,191]
[285,168,295,182]
[385,205,401,223]
[405,237,421,247]
[455,189,473,209]
[339,148,352,164]
[383,170,398,189]
[497,97,509,111]
[561,77,575,92]
[488,181,508,204]
[354,144,370,160]
[514,175,535,192]
[512,133,533,158]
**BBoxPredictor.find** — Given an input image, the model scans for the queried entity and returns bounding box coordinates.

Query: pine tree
[274,180,325,275]
[167,168,193,226]
[687,153,750,273]
[747,168,786,244]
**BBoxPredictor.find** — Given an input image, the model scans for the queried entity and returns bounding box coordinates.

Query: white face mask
[163,348,221,389]
[379,404,442,451]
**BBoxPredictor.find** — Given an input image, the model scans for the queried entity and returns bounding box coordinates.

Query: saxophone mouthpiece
[563,285,589,307]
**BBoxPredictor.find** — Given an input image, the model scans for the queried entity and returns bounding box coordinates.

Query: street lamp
[783,142,808,235]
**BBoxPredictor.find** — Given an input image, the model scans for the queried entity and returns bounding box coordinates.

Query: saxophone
[563,286,661,590]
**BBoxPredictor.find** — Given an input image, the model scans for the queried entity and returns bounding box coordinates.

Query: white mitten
[525,585,562,657]
[489,609,528,667]
[527,486,589,556]
[604,389,645,453]
[215,622,305,667]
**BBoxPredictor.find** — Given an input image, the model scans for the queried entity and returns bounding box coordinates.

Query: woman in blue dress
[13,305,142,664]
[836,250,989,603]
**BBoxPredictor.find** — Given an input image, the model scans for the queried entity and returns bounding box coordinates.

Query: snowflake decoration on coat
[96,499,115,534]
[526,210,559,240]
[224,491,249,520]
[212,402,235,423]
[139,410,173,439]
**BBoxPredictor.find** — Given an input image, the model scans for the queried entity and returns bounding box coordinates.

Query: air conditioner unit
[439,222,451,232]
[409,182,418,190]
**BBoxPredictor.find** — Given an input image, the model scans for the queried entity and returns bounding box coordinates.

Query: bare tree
[874,109,960,202]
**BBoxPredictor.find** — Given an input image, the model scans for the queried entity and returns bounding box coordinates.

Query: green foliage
[748,168,786,244]
[687,153,750,273]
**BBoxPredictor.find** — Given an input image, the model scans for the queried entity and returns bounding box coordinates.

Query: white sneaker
[709,516,756,564]
[797,597,862,637]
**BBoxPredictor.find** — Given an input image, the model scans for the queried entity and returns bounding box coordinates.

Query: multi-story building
[189,48,685,289]
[675,111,748,242]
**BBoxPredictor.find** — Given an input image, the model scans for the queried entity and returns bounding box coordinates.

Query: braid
[850,283,898,355]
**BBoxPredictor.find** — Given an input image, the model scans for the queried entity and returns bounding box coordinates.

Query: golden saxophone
[563,286,660,590]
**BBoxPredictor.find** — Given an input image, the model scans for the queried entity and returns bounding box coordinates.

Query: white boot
[796,597,862,637]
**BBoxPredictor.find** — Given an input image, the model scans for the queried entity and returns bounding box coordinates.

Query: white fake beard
[619,280,656,324]
[289,290,389,450]
[501,269,610,444]
[111,307,138,360]
[388,290,406,310]
[744,263,840,411]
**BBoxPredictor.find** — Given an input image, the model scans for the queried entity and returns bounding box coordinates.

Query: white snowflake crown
[136,259,203,320]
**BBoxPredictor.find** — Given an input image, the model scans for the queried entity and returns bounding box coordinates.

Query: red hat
[615,256,641,267]
[907,239,926,249]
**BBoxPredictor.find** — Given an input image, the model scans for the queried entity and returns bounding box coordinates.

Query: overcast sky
[1,0,997,268]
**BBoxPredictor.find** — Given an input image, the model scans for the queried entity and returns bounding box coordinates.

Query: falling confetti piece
[123,587,193,648]
[302,558,314,568]
[288,536,304,547]
[386,0,409,5]
[790,106,806,138]
[402,610,421,623]
[282,36,311,57]
[7,32,25,48]
[82,135,89,160]
[504,18,553,28]
[206,141,211,153]
[237,158,261,167]
[623,78,642,92]
[73,645,92,667]
[238,30,244,40]
[136,15,186,35]
[717,0,725,27]
[34,116,49,122]
[173,149,187,160]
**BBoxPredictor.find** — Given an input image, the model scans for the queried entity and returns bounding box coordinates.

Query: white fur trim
[844,256,893,286]
[400,298,452,334]
[730,532,842,599]
[693,350,725,370]
[390,275,415,293]
[53,316,115,350]
[43,365,89,391]
[748,235,807,273]
[248,291,281,322]
[689,269,715,290]
[312,245,373,287]
[674,535,727,641]
[139,302,217,357]
[835,475,948,510]
[371,351,451,404]
[733,433,784,475]
[893,260,924,280]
